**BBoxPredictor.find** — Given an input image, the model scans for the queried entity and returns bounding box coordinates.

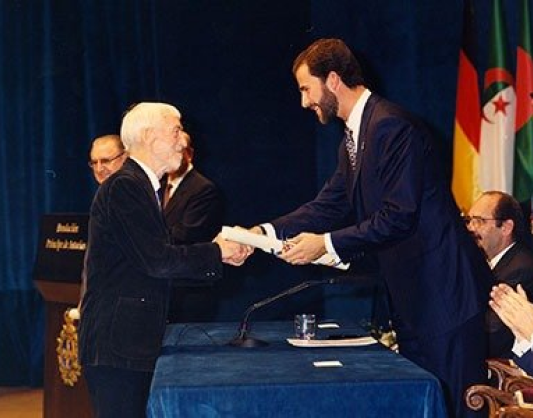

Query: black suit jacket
[272,94,492,340]
[488,242,533,358]
[79,159,222,372]
[162,169,224,322]
[163,169,223,245]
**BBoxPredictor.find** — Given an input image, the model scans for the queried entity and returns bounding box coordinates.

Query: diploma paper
[220,226,350,270]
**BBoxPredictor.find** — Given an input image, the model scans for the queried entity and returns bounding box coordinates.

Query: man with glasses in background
[75,135,129,306]
[467,191,533,358]
[88,134,128,184]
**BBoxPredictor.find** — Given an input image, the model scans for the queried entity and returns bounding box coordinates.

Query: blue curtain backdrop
[0,0,527,385]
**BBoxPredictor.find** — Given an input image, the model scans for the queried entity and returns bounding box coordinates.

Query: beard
[316,86,339,124]
[160,150,182,174]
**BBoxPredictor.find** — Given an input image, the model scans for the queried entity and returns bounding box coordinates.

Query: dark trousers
[84,365,154,418]
[399,314,488,418]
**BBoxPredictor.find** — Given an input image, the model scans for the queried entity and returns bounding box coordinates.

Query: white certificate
[220,226,350,270]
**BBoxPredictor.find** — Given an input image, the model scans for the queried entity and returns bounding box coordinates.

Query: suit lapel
[349,94,377,190]
[126,159,159,208]
[164,170,194,214]
[493,243,521,278]
[126,159,166,224]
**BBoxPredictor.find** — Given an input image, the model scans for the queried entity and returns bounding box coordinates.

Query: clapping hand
[489,283,533,341]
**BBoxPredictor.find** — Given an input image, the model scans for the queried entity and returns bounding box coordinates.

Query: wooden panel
[38,282,93,418]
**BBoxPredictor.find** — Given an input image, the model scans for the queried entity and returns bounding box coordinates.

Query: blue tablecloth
[147,321,447,418]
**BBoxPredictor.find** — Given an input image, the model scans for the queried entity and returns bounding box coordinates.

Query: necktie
[156,187,164,209]
[162,183,173,209]
[345,128,357,169]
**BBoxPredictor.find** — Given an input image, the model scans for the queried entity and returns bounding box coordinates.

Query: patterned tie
[345,128,357,169]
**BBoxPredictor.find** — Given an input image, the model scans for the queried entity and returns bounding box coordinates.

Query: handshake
[213,226,257,266]
[213,226,349,270]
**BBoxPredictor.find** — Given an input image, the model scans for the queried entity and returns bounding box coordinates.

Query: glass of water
[294,314,316,340]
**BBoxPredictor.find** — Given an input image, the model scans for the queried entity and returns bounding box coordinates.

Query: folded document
[220,226,350,270]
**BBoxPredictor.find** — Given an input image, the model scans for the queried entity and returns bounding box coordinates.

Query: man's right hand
[490,283,533,341]
[214,234,253,266]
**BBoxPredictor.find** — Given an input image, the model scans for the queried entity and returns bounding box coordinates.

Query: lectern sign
[34,213,89,283]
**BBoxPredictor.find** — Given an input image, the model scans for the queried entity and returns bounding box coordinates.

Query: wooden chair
[465,359,533,417]
[497,406,533,417]
[489,359,528,390]
[465,384,517,416]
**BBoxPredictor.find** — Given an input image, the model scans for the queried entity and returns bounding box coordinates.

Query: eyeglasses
[462,215,505,227]
[88,151,125,169]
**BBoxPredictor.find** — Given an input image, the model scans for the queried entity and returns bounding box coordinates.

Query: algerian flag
[479,0,516,194]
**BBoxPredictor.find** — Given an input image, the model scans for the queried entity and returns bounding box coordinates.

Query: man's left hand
[279,232,326,265]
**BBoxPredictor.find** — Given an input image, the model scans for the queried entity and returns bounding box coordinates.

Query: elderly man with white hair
[78,102,250,418]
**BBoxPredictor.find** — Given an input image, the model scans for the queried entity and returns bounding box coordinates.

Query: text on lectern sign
[34,213,89,283]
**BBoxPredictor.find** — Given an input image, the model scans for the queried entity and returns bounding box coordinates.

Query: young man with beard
[248,38,492,418]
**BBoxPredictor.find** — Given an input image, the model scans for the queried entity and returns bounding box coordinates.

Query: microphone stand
[228,279,332,348]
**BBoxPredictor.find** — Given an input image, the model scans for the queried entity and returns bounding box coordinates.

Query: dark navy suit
[163,169,223,245]
[162,169,224,322]
[488,242,533,358]
[515,350,533,376]
[79,159,222,417]
[271,94,492,417]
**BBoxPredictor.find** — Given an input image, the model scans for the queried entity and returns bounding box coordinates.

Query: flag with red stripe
[452,0,481,212]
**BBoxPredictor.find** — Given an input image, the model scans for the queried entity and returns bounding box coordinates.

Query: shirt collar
[346,88,372,135]
[489,242,516,269]
[168,164,193,189]
[130,156,161,192]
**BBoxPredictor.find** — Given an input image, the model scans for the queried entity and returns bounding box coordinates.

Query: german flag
[452,0,481,213]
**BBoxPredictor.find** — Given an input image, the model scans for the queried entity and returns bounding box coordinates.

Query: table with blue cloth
[147,321,447,418]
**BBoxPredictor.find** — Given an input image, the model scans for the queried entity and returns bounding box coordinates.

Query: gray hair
[120,102,181,150]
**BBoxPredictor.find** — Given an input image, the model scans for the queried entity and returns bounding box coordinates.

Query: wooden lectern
[34,213,94,418]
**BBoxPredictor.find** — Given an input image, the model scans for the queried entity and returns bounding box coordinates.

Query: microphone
[228,276,359,348]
